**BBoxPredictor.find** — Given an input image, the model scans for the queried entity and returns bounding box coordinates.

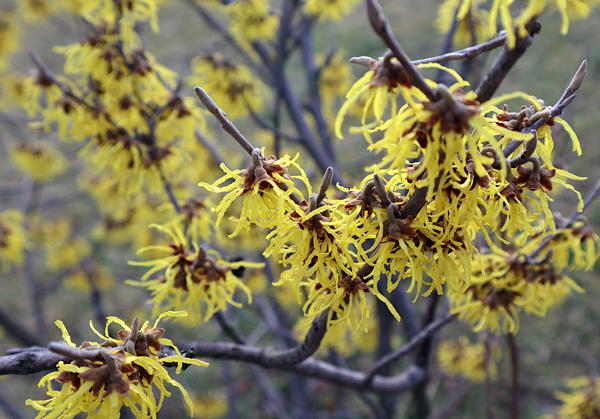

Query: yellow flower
[437,0,493,47]
[0,209,30,271]
[438,336,501,383]
[17,0,57,22]
[542,221,600,272]
[335,53,414,143]
[199,152,302,237]
[450,243,585,334]
[516,0,600,37]
[227,0,279,42]
[63,265,115,293]
[26,312,208,419]
[0,9,20,72]
[128,222,263,323]
[303,0,361,21]
[0,73,27,111]
[190,392,228,419]
[189,53,265,120]
[8,142,69,183]
[548,376,600,419]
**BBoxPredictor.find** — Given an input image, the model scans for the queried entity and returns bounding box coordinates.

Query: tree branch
[365,0,437,102]
[0,304,43,347]
[194,86,255,156]
[475,21,541,103]
[412,32,507,66]
[0,349,67,375]
[0,342,426,394]
[503,60,587,158]
[363,312,455,385]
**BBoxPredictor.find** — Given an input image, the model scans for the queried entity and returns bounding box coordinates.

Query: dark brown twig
[507,333,519,419]
[363,312,456,385]
[364,0,437,102]
[475,21,541,102]
[0,304,43,347]
[195,86,256,156]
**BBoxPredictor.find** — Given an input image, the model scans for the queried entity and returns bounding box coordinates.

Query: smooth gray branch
[412,32,507,66]
[194,86,255,156]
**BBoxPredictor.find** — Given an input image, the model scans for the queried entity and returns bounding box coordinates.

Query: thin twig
[0,304,43,347]
[429,377,471,419]
[529,174,600,259]
[299,16,335,159]
[507,333,519,419]
[503,60,587,158]
[413,33,507,66]
[195,130,228,165]
[195,86,255,156]
[365,0,437,102]
[363,312,456,385]
[475,21,541,103]
[246,108,300,143]
[214,312,246,345]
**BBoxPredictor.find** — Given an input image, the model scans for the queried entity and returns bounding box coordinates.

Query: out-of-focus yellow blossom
[539,220,600,271]
[516,0,600,37]
[77,0,164,42]
[190,392,228,419]
[0,9,20,71]
[200,152,302,237]
[26,312,208,419]
[437,0,493,47]
[34,218,90,272]
[0,209,30,271]
[8,142,69,183]
[545,376,600,419]
[189,53,265,120]
[17,0,57,21]
[438,336,501,383]
[295,297,379,356]
[128,222,263,323]
[450,244,586,334]
[0,73,27,110]
[318,50,354,122]
[46,236,92,272]
[491,0,600,49]
[63,265,115,293]
[227,0,279,42]
[303,0,361,21]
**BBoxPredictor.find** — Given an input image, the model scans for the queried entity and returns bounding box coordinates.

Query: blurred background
[1,0,600,417]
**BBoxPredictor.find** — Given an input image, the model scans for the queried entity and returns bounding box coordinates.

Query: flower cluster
[437,0,493,47]
[449,232,590,334]
[0,209,30,272]
[7,141,68,183]
[437,336,501,383]
[545,376,600,419]
[227,0,279,42]
[189,53,266,120]
[128,222,263,323]
[303,0,361,21]
[26,312,207,418]
[331,48,595,335]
